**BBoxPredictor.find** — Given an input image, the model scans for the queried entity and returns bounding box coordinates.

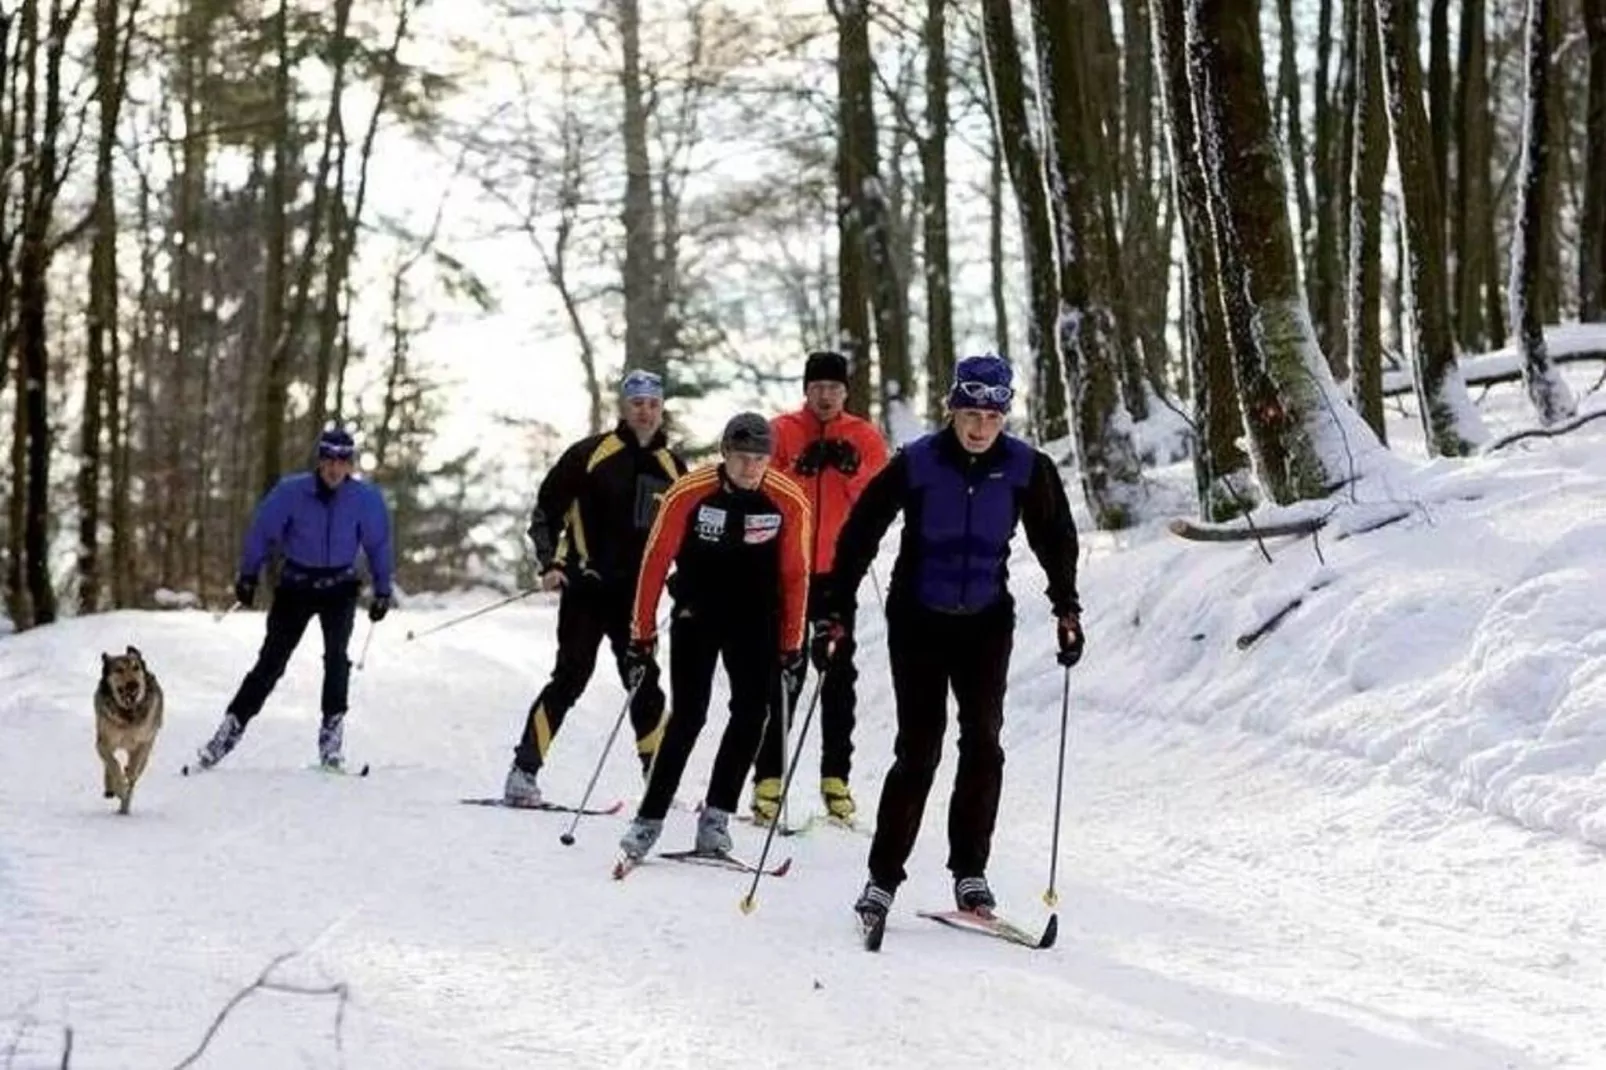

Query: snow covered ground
[4,377,1606,1068]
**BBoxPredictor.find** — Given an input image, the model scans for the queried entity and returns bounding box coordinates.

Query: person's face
[621,396,664,439]
[950,408,1006,453]
[317,456,354,485]
[724,450,770,489]
[805,381,847,422]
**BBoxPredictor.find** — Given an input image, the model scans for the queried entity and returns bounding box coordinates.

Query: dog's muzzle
[116,685,143,708]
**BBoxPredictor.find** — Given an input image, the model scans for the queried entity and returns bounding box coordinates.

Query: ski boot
[618,817,664,862]
[954,875,997,917]
[193,713,245,770]
[749,778,782,824]
[695,806,734,855]
[502,763,543,808]
[820,777,856,823]
[318,714,346,771]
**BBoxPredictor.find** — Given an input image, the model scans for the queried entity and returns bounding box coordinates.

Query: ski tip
[772,856,794,877]
[1038,913,1059,950]
[180,764,191,777]
[358,763,371,777]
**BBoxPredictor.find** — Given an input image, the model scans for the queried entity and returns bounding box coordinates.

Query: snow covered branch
[1483,407,1606,453]
[171,950,350,1069]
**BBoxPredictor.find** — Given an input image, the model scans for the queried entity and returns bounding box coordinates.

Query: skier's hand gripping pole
[740,669,825,914]
[1044,664,1072,908]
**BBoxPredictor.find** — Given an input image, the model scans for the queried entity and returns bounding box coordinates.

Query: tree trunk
[0,5,23,625]
[618,0,662,381]
[987,115,1010,368]
[1032,0,1144,528]
[1583,0,1606,319]
[1317,0,1351,377]
[833,0,874,419]
[1510,0,1578,424]
[79,0,133,612]
[1454,0,1491,347]
[1429,0,1451,244]
[1376,0,1487,454]
[1187,0,1376,504]
[1277,0,1313,272]
[979,0,1066,441]
[1348,0,1389,439]
[1122,0,1171,402]
[258,0,293,494]
[1538,0,1566,323]
[921,0,953,426]
[1154,0,1254,520]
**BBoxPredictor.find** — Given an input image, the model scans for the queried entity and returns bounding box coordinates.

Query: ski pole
[354,619,378,672]
[212,600,242,623]
[1044,664,1071,908]
[560,679,642,846]
[403,588,538,642]
[869,565,885,612]
[740,670,824,914]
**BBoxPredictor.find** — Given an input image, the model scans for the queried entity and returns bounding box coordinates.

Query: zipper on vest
[960,457,976,608]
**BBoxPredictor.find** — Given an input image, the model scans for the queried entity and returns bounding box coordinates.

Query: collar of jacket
[935,424,1008,470]
[613,420,669,453]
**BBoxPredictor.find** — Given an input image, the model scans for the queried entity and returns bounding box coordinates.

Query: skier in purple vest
[819,354,1085,927]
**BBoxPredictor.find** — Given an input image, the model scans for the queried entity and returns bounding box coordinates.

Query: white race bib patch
[696,505,727,542]
[744,512,782,544]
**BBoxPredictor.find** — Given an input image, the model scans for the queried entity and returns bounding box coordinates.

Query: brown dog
[95,646,164,814]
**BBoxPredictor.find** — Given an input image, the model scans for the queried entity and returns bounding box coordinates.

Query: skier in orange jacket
[750,350,889,825]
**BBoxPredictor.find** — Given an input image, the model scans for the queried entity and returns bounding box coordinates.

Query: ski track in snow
[6,387,1606,1067]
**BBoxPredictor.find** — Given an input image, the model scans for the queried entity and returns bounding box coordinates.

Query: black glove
[780,649,807,707]
[809,617,846,672]
[1056,614,1085,668]
[234,575,257,608]
[624,638,657,689]
[368,593,393,622]
[794,438,830,477]
[826,438,861,476]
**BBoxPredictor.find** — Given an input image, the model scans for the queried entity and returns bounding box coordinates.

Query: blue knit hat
[947,354,1014,413]
[316,427,356,460]
[621,368,664,401]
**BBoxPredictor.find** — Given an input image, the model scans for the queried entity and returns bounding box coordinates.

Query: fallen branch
[172,950,350,1069]
[1167,514,1328,542]
[1482,407,1606,453]
[1236,575,1336,650]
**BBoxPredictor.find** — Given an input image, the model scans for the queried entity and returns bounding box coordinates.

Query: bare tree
[1581,0,1606,319]
[1348,0,1388,439]
[920,0,954,423]
[1376,0,1487,455]
[1509,0,1578,424]
[1454,0,1493,348]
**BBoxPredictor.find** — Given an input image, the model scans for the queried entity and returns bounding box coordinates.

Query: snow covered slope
[4,406,1606,1068]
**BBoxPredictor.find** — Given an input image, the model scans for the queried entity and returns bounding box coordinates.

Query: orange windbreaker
[769,408,889,575]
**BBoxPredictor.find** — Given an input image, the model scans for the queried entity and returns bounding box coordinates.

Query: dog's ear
[102,652,112,671]
[125,645,143,663]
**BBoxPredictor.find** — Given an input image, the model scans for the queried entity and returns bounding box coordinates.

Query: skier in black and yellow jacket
[501,369,687,807]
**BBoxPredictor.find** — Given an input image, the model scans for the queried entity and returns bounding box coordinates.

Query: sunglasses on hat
[954,381,1014,404]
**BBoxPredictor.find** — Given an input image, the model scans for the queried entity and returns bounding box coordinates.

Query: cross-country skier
[821,354,1085,925]
[616,412,812,864]
[500,369,688,807]
[749,350,889,826]
[193,427,394,771]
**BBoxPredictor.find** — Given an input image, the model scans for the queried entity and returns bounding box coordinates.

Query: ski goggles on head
[317,440,356,461]
[621,369,664,401]
[953,381,1014,405]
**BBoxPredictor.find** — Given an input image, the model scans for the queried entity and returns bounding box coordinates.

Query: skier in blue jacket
[193,427,394,771]
[820,354,1085,927]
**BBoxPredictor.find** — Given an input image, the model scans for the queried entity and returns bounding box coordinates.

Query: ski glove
[794,438,830,477]
[1056,614,1085,668]
[809,617,846,672]
[234,575,257,609]
[624,639,657,689]
[368,594,393,623]
[780,649,807,707]
[825,438,861,476]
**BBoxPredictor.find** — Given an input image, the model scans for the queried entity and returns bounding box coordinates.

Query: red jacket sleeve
[846,418,890,502]
[762,470,813,653]
[631,467,718,642]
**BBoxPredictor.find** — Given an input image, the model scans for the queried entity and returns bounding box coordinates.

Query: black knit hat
[721,411,773,455]
[804,350,850,387]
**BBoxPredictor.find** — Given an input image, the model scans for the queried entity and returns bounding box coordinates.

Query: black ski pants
[513,579,667,776]
[228,582,359,727]
[753,575,858,783]
[637,608,778,821]
[868,601,1014,890]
